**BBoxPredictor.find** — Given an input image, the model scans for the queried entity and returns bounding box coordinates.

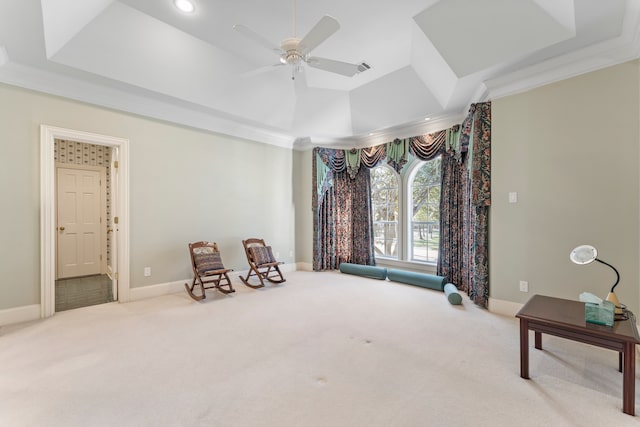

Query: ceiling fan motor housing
[280,37,304,65]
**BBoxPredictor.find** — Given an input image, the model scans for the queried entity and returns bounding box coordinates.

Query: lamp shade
[570,244,623,315]
[570,245,597,265]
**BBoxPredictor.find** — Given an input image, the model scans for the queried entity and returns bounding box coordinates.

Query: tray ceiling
[0,0,637,148]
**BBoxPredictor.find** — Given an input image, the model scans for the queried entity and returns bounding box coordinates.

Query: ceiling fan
[233,0,370,80]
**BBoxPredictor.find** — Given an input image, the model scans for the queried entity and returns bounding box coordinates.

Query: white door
[57,167,102,278]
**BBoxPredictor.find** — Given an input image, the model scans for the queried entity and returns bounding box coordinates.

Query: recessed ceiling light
[424,117,431,121]
[174,0,195,13]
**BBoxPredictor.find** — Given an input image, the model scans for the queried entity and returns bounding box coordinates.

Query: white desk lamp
[570,245,623,315]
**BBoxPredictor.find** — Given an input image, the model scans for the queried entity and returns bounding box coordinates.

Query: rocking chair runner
[185,241,235,300]
[240,238,286,288]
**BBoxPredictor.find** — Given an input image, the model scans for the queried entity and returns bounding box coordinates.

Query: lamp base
[606,292,624,315]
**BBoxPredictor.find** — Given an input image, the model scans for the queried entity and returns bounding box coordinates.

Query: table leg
[520,319,530,379]
[622,343,636,416]
[534,331,542,350]
[619,352,622,373]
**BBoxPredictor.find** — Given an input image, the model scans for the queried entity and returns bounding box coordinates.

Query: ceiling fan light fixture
[280,37,303,66]
[174,0,195,13]
[285,52,302,65]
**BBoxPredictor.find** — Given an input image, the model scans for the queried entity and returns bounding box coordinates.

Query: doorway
[55,146,110,311]
[41,126,130,318]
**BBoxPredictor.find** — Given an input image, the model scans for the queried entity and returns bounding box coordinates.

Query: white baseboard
[4,286,638,330]
[295,262,313,271]
[1,264,339,326]
[129,279,188,301]
[129,264,301,301]
[0,304,41,326]
[489,298,524,317]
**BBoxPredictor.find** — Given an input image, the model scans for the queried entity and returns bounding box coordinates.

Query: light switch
[508,192,518,203]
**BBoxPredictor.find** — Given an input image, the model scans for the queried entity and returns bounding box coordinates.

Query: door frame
[41,125,130,318]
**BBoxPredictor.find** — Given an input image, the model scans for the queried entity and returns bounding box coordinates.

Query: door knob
[59,226,65,231]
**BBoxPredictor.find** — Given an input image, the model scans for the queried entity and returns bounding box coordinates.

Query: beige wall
[3,60,638,314]
[292,60,640,314]
[293,149,313,265]
[0,83,294,310]
[491,60,640,314]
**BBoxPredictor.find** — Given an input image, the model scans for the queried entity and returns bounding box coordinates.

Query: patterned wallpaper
[54,139,113,266]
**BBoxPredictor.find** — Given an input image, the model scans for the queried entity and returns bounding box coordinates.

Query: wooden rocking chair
[240,238,286,288]
[185,241,235,301]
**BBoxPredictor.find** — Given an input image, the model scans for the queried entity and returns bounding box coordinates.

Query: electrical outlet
[144,267,151,277]
[289,250,293,257]
[519,280,528,292]
[275,252,280,259]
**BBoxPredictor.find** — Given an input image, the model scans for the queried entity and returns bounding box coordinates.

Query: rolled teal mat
[444,283,462,305]
[386,269,446,291]
[339,263,387,280]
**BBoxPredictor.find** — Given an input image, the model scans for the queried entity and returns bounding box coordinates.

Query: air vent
[357,62,371,73]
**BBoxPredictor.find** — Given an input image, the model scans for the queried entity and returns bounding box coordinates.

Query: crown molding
[0,61,295,149]
[306,112,466,150]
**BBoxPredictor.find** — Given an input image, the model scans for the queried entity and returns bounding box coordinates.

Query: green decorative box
[585,301,614,326]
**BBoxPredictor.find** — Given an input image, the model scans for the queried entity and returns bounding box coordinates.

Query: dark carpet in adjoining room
[55,274,114,312]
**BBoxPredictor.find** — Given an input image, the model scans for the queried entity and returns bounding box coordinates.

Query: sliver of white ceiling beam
[41,0,114,58]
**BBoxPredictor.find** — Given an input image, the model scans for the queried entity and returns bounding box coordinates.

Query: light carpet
[0,271,638,426]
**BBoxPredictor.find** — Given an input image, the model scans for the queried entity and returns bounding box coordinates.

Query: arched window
[371,165,399,259]
[409,156,441,262]
[370,156,441,266]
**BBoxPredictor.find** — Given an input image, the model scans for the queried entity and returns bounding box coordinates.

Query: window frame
[370,163,400,260]
[407,157,441,264]
[370,157,441,274]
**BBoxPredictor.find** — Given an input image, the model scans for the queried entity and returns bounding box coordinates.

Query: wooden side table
[516,294,640,415]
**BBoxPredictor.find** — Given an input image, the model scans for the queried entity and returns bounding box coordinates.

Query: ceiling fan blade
[298,15,340,55]
[306,57,361,77]
[233,24,282,54]
[241,63,286,78]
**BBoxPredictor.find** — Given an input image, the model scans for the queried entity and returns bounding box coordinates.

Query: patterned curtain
[386,139,408,172]
[312,132,446,271]
[409,132,446,161]
[437,102,491,308]
[312,105,490,308]
[313,149,375,270]
[467,103,491,306]
[438,150,468,290]
[316,132,445,178]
